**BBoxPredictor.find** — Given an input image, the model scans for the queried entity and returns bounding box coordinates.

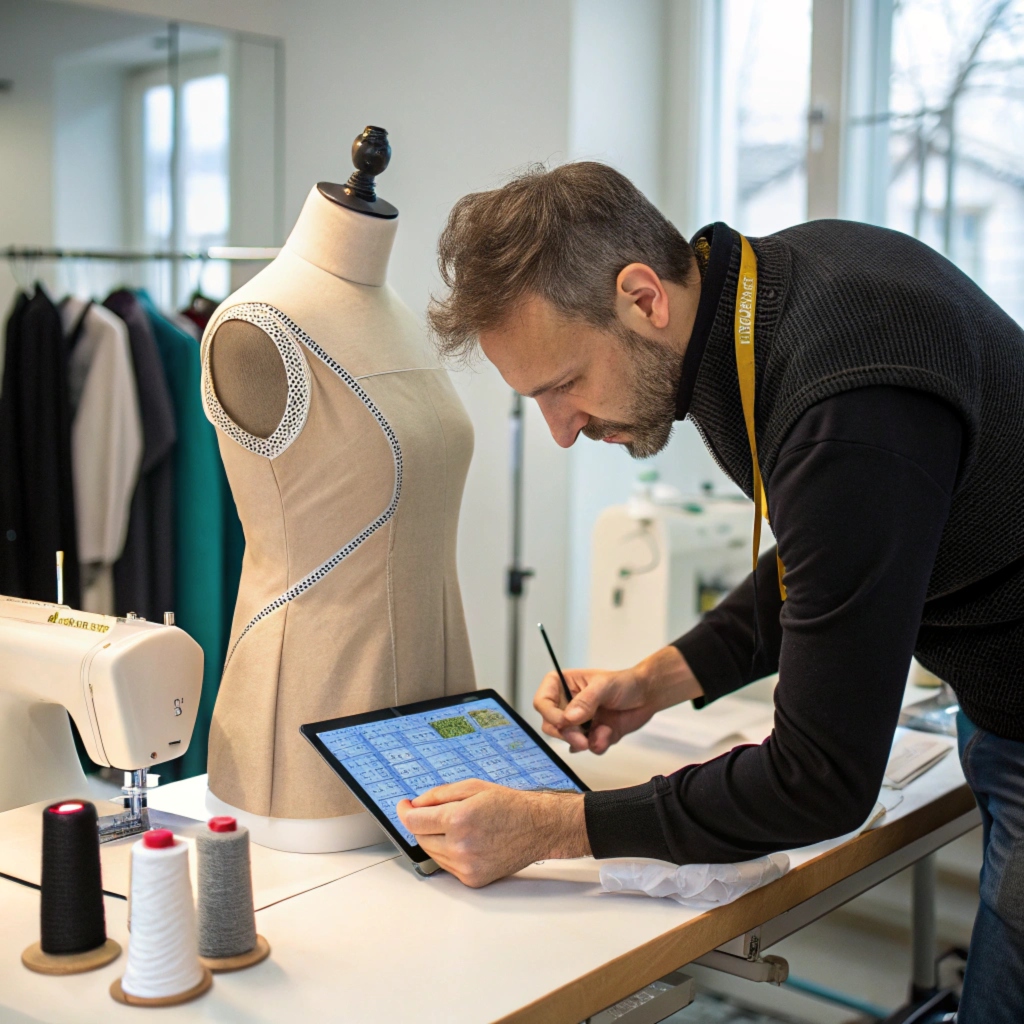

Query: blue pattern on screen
[318,698,580,846]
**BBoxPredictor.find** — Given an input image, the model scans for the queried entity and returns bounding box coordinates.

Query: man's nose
[536,396,588,448]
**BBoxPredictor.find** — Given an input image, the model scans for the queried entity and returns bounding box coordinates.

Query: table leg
[911,853,937,1000]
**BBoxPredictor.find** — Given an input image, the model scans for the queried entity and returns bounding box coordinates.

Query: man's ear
[615,263,670,334]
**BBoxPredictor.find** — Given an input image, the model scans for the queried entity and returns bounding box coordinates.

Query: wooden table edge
[496,784,977,1024]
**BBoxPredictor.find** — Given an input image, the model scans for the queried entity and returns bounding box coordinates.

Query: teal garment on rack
[136,291,244,782]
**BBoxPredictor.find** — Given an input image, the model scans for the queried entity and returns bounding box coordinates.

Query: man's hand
[534,645,704,754]
[395,779,589,887]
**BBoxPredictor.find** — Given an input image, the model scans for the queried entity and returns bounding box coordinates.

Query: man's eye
[555,378,576,394]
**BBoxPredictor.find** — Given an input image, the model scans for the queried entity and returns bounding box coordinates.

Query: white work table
[0,688,979,1024]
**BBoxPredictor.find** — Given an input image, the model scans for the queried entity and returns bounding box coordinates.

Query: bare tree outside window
[886,0,1024,323]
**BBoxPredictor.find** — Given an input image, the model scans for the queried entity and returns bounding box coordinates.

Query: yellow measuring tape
[734,234,786,600]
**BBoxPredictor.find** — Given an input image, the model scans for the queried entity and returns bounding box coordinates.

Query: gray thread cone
[196,825,256,959]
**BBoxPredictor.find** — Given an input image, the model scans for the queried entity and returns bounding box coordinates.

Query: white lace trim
[202,302,311,459]
[215,304,403,664]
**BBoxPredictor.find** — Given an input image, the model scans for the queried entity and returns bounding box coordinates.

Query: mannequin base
[205,788,383,853]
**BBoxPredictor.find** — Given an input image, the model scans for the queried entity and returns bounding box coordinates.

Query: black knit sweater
[583,220,1024,864]
[689,220,1024,735]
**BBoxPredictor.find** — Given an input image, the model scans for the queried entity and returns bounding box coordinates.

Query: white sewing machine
[588,482,771,669]
[0,594,203,839]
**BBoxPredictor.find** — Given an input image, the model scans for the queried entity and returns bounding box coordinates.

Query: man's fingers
[587,722,616,754]
[544,707,625,753]
[414,832,450,858]
[544,715,602,751]
[409,779,488,807]
[396,800,452,835]
[416,836,485,888]
[533,671,568,726]
[564,676,611,723]
[540,720,564,740]
[541,718,580,742]
[562,724,590,753]
[401,780,494,835]
[414,833,458,870]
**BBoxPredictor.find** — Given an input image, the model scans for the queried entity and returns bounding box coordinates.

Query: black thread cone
[40,800,107,954]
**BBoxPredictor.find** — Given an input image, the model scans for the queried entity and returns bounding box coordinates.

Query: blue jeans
[957,711,1024,1023]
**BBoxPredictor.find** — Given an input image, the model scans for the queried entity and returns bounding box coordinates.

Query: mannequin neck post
[284,186,398,287]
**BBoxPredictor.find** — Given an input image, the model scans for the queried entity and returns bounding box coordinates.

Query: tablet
[300,689,589,875]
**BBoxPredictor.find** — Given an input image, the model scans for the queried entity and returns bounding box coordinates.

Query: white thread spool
[111,829,212,1006]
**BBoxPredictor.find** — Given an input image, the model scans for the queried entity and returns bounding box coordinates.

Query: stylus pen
[537,623,591,738]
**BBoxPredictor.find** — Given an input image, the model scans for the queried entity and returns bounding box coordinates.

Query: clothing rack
[2,246,280,262]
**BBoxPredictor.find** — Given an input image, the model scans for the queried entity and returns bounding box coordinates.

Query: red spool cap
[49,802,85,815]
[208,816,237,833]
[143,828,175,849]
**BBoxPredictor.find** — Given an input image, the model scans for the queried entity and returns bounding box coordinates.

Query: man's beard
[581,327,683,459]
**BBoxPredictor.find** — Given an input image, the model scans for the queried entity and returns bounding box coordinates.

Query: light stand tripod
[506,392,533,710]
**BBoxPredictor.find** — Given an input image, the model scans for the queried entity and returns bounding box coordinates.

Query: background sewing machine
[588,479,771,668]
[0,591,203,840]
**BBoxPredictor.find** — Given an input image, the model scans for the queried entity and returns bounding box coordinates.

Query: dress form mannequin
[201,128,476,852]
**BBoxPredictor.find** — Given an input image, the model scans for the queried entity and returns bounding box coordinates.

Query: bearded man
[395,162,1024,1023]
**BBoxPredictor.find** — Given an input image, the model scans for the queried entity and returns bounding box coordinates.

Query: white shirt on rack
[61,297,143,613]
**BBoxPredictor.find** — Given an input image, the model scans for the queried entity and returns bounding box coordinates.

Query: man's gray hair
[427,162,695,364]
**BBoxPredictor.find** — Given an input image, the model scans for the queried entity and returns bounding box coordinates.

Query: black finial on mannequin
[318,126,399,219]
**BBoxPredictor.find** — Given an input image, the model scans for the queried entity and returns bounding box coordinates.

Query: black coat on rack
[0,286,81,606]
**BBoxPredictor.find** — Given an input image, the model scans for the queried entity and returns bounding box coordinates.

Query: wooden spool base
[22,939,121,975]
[110,966,213,1007]
[201,933,270,973]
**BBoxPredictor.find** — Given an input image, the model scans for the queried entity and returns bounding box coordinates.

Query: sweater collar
[674,222,737,420]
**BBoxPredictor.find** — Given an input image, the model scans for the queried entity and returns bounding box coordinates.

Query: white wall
[0,0,159,316]
[52,60,124,250]
[563,0,734,665]
[569,0,666,199]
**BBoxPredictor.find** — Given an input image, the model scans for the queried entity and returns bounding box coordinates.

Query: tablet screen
[315,695,583,847]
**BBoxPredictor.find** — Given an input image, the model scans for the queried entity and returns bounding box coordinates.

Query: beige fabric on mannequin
[201,188,476,851]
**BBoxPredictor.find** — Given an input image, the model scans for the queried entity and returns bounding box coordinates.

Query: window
[700,0,813,234]
[181,74,230,266]
[844,0,1024,324]
[142,84,173,246]
[129,56,231,305]
[885,0,1024,323]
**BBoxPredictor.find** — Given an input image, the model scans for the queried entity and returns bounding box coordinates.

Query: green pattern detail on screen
[430,715,475,739]
[468,709,511,729]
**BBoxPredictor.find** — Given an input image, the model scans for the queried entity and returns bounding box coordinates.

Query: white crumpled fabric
[599,852,790,909]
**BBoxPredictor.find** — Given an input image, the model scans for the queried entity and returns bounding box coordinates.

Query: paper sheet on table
[517,857,603,884]
[599,853,790,909]
[884,733,951,789]
[639,696,775,750]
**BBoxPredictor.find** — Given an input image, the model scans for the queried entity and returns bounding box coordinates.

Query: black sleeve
[671,546,784,707]
[584,386,963,863]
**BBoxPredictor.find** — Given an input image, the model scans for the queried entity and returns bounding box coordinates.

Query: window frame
[122,50,230,304]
